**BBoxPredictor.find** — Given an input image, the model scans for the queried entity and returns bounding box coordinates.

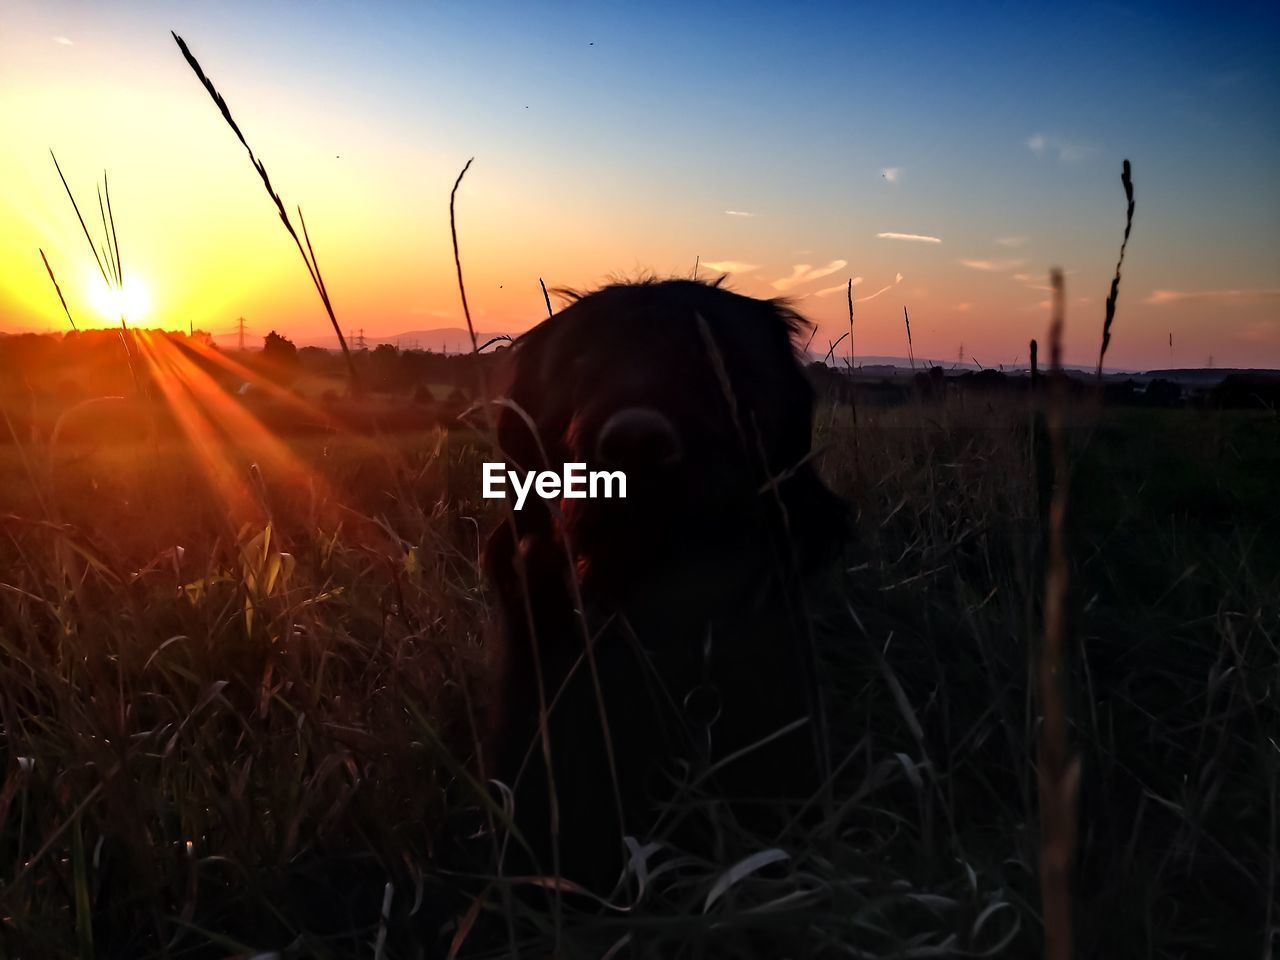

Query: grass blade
[39,248,76,330]
[1098,159,1135,376]
[172,31,361,395]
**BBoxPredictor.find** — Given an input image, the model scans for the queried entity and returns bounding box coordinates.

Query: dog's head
[494,278,844,605]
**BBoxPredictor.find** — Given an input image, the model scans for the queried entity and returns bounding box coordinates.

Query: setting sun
[86,270,151,325]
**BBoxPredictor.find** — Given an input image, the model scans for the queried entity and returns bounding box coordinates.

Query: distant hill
[807,358,1280,383]
[1137,367,1280,383]
[803,355,1118,375]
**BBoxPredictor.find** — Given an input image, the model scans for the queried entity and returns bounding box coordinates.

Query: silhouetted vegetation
[260,330,299,382]
[1,394,1274,958]
[3,59,1273,957]
[1210,371,1280,409]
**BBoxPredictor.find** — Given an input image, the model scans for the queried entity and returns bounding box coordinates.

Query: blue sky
[2,0,1277,367]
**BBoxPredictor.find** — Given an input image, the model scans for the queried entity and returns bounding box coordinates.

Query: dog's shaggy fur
[482,278,847,888]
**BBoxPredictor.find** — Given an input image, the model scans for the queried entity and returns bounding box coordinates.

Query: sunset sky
[1,0,1277,369]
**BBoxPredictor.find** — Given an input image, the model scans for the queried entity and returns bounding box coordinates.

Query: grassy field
[0,392,1275,958]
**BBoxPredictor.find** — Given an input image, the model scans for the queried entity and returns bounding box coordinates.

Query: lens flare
[87,271,151,325]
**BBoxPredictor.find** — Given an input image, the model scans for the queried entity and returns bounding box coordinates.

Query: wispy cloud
[1144,288,1280,305]
[812,278,863,298]
[724,210,754,218]
[855,285,894,304]
[881,167,901,183]
[996,236,1027,247]
[53,35,73,45]
[1010,271,1052,291]
[1027,132,1097,163]
[877,232,941,244]
[959,258,1025,272]
[772,259,848,292]
[853,273,904,304]
[700,260,760,274]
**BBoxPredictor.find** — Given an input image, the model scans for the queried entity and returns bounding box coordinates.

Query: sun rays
[86,271,151,325]
[132,330,341,527]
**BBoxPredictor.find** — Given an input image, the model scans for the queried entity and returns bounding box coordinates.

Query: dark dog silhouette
[481,278,847,890]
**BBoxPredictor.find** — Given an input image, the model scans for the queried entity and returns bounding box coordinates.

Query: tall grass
[48,153,146,398]
[902,305,915,370]
[0,386,1276,956]
[172,33,362,396]
[1038,267,1078,960]
[1098,159,1135,377]
[38,248,76,331]
[49,152,121,311]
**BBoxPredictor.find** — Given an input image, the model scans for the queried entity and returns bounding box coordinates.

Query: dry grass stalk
[540,277,554,319]
[822,331,849,367]
[903,306,915,370]
[449,158,479,359]
[104,173,122,286]
[845,279,862,479]
[50,152,115,297]
[1097,159,1134,376]
[171,32,361,395]
[1039,267,1080,960]
[39,249,76,331]
[845,278,855,369]
[49,153,146,396]
[448,157,575,950]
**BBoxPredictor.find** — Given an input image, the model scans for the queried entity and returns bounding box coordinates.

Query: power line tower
[354,328,367,350]
[237,317,247,352]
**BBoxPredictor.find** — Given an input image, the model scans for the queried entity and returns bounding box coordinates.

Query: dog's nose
[595,407,683,469]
